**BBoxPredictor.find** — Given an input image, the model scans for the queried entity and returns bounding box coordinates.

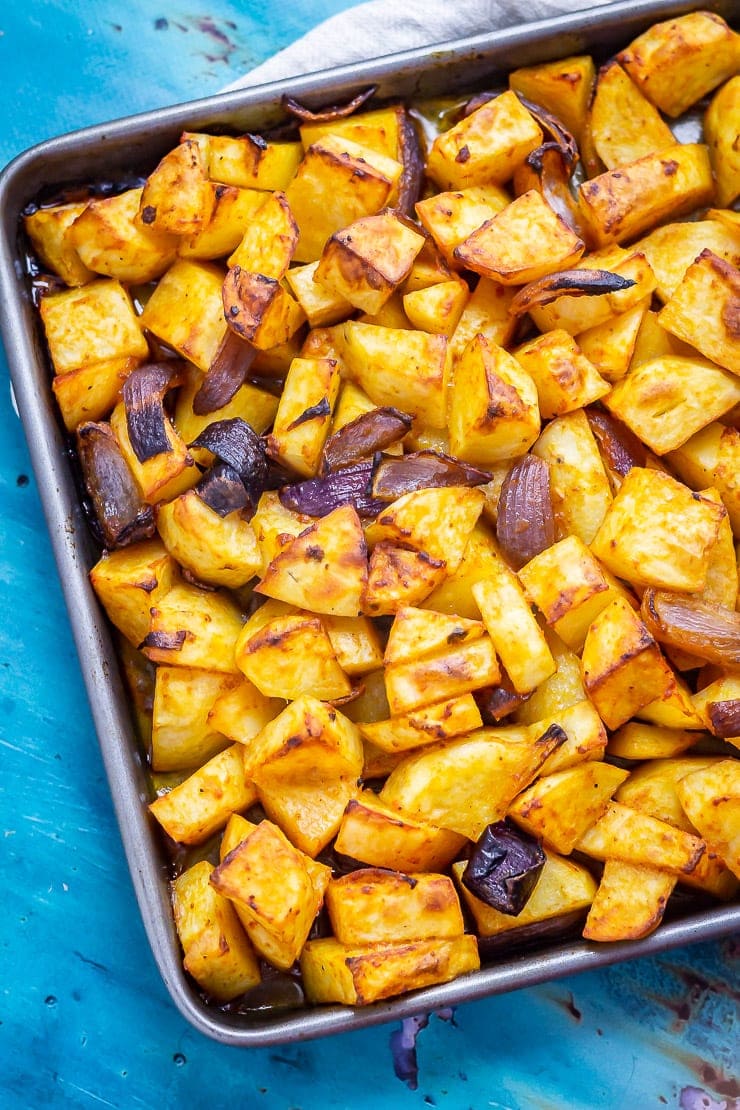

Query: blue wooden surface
[0,3,738,1107]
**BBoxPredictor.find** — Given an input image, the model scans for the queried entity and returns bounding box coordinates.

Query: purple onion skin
[279,458,385,518]
[462,820,546,916]
[122,361,181,462]
[190,417,268,497]
[496,455,555,569]
[195,462,253,518]
[77,421,155,548]
[371,451,491,500]
[193,330,256,415]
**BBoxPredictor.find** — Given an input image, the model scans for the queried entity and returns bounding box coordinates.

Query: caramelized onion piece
[286,396,331,430]
[196,461,253,518]
[77,421,155,548]
[706,700,740,739]
[641,589,740,668]
[123,361,183,463]
[139,629,186,652]
[474,683,529,724]
[322,407,413,472]
[190,417,267,491]
[515,143,584,236]
[281,85,377,123]
[514,95,579,169]
[279,458,383,518]
[193,330,257,415]
[585,406,648,478]
[371,451,491,500]
[496,455,555,569]
[462,819,546,916]
[509,269,636,318]
[397,111,425,215]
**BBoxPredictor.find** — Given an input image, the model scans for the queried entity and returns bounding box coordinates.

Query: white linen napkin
[223,0,616,90]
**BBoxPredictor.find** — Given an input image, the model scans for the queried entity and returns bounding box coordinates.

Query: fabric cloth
[223,0,616,90]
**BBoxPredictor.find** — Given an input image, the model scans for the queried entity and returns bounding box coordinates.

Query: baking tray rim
[0,0,738,1047]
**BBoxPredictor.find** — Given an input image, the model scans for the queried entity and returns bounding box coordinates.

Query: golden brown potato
[314,210,425,314]
[635,219,740,303]
[142,582,244,672]
[236,608,351,702]
[448,334,540,466]
[40,279,148,377]
[138,138,214,237]
[110,399,198,506]
[588,61,675,170]
[531,409,612,545]
[89,538,179,647]
[359,694,482,753]
[590,467,725,592]
[454,190,585,285]
[300,934,479,1006]
[361,543,448,616]
[582,860,676,941]
[658,250,740,376]
[578,144,714,248]
[156,490,262,588]
[426,90,542,190]
[508,761,629,854]
[514,329,609,418]
[575,801,705,875]
[151,665,236,772]
[705,77,740,208]
[617,11,740,117]
[178,183,265,260]
[139,259,227,372]
[415,185,510,265]
[342,321,448,428]
[24,201,94,286]
[69,187,178,282]
[222,266,306,351]
[326,868,465,945]
[509,54,595,145]
[149,745,258,845]
[471,571,555,695]
[227,190,298,279]
[266,354,340,477]
[335,792,466,872]
[171,860,261,1000]
[203,133,303,191]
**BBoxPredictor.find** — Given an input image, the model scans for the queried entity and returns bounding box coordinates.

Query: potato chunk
[266,354,340,477]
[705,77,740,208]
[24,201,94,286]
[210,819,331,969]
[149,745,257,845]
[582,861,676,941]
[142,582,244,673]
[578,143,714,248]
[455,190,585,285]
[509,55,595,145]
[40,279,148,377]
[172,861,260,1000]
[335,792,466,872]
[588,61,675,169]
[256,504,367,617]
[156,490,262,589]
[581,596,677,730]
[69,187,178,282]
[89,538,178,647]
[236,608,351,702]
[508,761,629,854]
[300,934,479,1006]
[617,11,740,117]
[326,868,464,945]
[427,90,542,190]
[138,138,214,236]
[448,335,540,466]
[342,321,448,428]
[604,355,740,455]
[286,135,402,262]
[514,330,609,418]
[415,185,510,265]
[658,250,740,376]
[676,761,740,879]
[151,666,236,772]
[315,211,424,314]
[575,801,705,875]
[139,259,227,372]
[590,467,725,592]
[380,725,564,840]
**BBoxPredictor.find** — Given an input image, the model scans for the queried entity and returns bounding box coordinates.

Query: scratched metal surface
[0,2,738,1107]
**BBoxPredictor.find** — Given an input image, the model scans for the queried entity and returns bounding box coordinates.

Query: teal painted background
[0,3,737,1107]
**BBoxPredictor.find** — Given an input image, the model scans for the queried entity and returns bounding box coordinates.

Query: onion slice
[514,95,579,169]
[123,361,183,463]
[322,407,413,472]
[193,330,257,415]
[509,268,636,318]
[77,421,155,549]
[462,819,546,916]
[396,111,425,215]
[190,417,268,511]
[370,451,491,500]
[496,455,555,569]
[515,143,584,236]
[586,405,648,478]
[195,462,253,518]
[641,589,740,668]
[706,700,740,739]
[281,85,377,123]
[279,458,384,518]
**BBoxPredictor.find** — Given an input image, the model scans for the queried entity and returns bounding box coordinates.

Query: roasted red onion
[370,451,491,500]
[193,330,257,415]
[195,462,254,518]
[189,417,268,499]
[496,455,555,569]
[509,269,636,318]
[281,85,377,123]
[706,700,740,739]
[585,406,648,478]
[462,820,546,915]
[123,361,183,462]
[397,111,425,215]
[77,421,155,548]
[322,407,413,472]
[641,590,740,668]
[279,458,384,518]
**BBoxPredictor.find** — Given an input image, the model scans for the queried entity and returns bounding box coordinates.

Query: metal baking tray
[1,0,737,1047]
